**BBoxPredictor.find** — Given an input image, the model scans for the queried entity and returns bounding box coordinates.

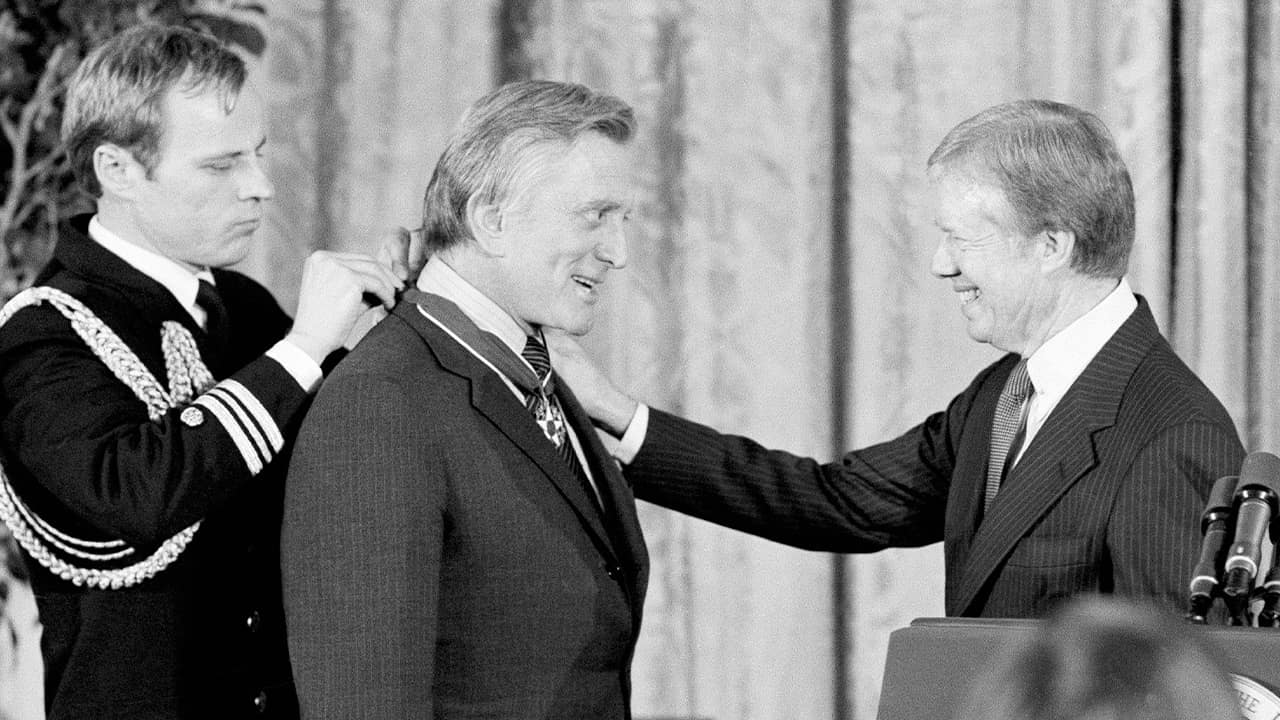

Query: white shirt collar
[415,256,529,356]
[1025,277,1138,404]
[88,215,213,326]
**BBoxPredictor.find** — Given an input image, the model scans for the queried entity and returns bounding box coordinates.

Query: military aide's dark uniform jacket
[0,216,306,719]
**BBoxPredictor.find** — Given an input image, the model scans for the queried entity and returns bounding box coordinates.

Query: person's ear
[464,193,506,257]
[92,144,147,199]
[1040,229,1076,272]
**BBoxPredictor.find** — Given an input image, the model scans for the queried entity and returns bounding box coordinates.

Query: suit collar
[87,215,212,326]
[948,297,1162,615]
[46,215,187,315]
[40,215,225,369]
[414,257,528,357]
[1023,278,1137,416]
[403,289,540,394]
[389,300,644,576]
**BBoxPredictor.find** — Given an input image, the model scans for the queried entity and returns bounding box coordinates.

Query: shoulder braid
[0,286,207,589]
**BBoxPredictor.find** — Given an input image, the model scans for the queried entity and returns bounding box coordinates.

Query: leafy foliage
[0,0,265,300]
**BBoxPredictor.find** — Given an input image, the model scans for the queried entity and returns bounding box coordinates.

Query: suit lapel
[557,380,649,600]
[950,299,1162,616]
[390,302,626,567]
[942,359,1011,608]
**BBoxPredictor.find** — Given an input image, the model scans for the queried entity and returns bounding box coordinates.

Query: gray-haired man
[283,80,649,719]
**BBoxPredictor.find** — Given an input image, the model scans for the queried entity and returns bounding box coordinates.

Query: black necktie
[196,279,231,354]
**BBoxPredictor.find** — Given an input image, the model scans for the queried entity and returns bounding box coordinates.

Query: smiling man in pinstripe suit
[553,98,1245,619]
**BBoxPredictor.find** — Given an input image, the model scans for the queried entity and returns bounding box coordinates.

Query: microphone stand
[1223,569,1256,626]
[1223,571,1255,626]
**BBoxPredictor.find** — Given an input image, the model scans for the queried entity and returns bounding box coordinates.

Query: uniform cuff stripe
[193,395,264,475]
[220,379,284,452]
[206,386,272,465]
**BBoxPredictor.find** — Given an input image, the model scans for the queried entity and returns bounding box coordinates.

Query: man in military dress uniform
[0,24,400,719]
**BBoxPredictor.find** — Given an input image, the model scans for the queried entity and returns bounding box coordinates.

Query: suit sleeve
[0,303,310,546]
[628,397,968,552]
[1107,420,1245,609]
[282,370,442,720]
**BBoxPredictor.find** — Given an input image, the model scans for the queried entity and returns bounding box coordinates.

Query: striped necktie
[521,333,601,510]
[520,333,566,449]
[983,359,1033,513]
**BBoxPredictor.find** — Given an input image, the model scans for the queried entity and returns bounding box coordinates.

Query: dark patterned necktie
[521,333,601,510]
[983,359,1033,512]
[196,279,231,353]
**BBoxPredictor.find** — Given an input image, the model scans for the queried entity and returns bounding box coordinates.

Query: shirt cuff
[608,403,649,465]
[266,340,324,393]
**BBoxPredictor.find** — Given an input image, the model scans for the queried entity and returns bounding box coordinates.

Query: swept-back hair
[421,80,635,252]
[928,99,1135,278]
[62,23,246,197]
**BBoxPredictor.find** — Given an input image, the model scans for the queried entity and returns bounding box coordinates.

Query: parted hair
[928,99,1135,278]
[421,80,635,252]
[62,23,246,198]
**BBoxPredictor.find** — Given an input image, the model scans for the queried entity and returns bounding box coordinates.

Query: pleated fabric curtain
[1178,0,1280,454]
[242,2,1280,718]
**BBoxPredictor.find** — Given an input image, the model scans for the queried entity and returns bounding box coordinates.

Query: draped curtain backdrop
[240,1,1280,718]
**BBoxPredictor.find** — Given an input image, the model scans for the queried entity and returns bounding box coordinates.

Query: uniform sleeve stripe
[206,386,272,464]
[193,395,264,475]
[219,379,284,452]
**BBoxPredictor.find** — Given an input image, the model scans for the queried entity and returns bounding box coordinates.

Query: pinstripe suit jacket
[282,300,648,719]
[628,298,1244,618]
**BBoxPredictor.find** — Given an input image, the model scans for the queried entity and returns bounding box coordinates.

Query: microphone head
[1206,475,1238,515]
[1236,452,1280,497]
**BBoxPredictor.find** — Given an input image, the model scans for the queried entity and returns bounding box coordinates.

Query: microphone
[1221,452,1280,625]
[1257,541,1280,627]
[1186,474,1239,623]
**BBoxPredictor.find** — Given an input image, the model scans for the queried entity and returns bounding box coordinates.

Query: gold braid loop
[161,321,215,403]
[0,286,205,589]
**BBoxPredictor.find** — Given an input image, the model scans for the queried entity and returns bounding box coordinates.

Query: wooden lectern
[877,617,1280,720]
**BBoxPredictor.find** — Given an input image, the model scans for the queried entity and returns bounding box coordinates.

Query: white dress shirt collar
[88,215,213,327]
[1016,277,1138,459]
[1026,277,1138,397]
[415,256,529,357]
